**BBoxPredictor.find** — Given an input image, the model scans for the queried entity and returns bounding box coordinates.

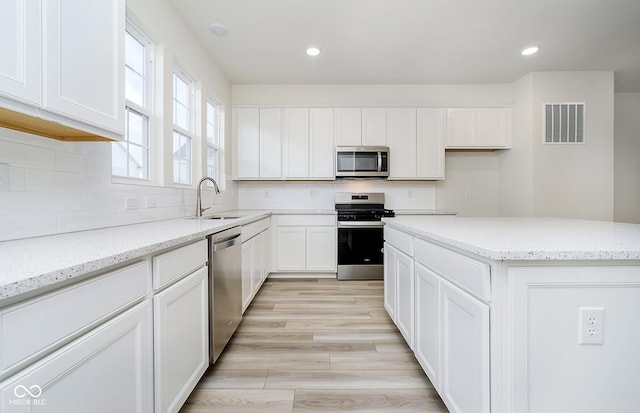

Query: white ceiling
[169,0,640,92]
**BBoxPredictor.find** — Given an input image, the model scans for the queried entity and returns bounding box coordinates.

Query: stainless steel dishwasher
[208,226,242,363]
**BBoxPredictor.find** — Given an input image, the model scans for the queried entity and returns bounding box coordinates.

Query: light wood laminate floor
[180,278,449,413]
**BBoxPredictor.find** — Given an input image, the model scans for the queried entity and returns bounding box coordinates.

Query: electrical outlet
[125,197,141,210]
[0,163,9,192]
[578,307,604,345]
[146,197,158,208]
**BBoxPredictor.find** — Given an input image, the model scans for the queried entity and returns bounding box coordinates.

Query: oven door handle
[338,221,385,228]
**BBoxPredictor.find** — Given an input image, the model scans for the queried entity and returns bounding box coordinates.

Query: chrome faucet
[196,176,221,217]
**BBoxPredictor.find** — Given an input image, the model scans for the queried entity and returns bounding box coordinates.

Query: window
[172,67,194,185]
[113,22,153,180]
[206,98,224,188]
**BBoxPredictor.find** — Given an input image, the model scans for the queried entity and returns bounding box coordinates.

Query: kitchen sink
[203,215,242,220]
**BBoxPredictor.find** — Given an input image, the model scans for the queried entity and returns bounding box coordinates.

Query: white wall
[0,0,236,241]
[232,84,512,215]
[614,93,640,223]
[530,72,615,220]
[498,74,534,216]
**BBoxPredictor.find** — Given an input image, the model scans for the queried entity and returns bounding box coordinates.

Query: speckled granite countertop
[0,211,270,304]
[383,216,640,261]
[393,209,456,215]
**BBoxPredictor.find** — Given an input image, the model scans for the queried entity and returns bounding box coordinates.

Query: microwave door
[337,152,379,172]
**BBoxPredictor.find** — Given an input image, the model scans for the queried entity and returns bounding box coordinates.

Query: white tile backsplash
[0,128,238,241]
[238,180,437,211]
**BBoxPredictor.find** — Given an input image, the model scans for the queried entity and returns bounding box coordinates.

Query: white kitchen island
[381,216,640,413]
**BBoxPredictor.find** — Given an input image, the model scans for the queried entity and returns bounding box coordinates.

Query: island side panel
[508,263,640,413]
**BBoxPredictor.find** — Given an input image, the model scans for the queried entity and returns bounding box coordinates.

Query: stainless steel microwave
[335,146,389,178]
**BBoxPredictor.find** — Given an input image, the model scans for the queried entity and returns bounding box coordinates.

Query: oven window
[336,152,380,172]
[337,227,384,265]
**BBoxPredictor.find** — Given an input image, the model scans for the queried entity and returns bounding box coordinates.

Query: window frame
[112,20,154,182]
[205,96,225,190]
[172,65,195,186]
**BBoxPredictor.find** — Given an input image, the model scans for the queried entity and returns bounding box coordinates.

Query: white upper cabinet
[283,108,334,180]
[388,108,417,178]
[388,108,445,180]
[309,108,335,179]
[335,107,387,146]
[334,108,361,146]
[446,108,511,149]
[235,108,260,178]
[283,107,310,178]
[44,0,124,134]
[0,0,41,105]
[259,108,283,178]
[361,108,387,146]
[0,0,125,140]
[235,107,282,179]
[417,108,446,179]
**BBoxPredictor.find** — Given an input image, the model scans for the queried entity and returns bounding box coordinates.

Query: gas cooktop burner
[334,192,394,221]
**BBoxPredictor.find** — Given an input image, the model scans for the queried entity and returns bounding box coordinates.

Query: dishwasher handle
[213,235,240,252]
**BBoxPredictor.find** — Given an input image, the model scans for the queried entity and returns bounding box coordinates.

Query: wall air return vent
[543,103,585,144]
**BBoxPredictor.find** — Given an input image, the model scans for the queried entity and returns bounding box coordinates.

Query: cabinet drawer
[276,214,336,227]
[0,260,150,380]
[384,226,414,257]
[152,239,208,290]
[242,217,270,243]
[415,238,490,300]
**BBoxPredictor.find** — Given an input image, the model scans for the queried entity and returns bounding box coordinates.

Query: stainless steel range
[335,193,394,280]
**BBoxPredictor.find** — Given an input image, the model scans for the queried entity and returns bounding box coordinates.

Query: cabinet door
[283,108,310,178]
[262,228,272,282]
[415,262,441,390]
[440,280,490,413]
[236,108,260,178]
[154,267,209,413]
[44,0,124,133]
[362,108,387,146]
[259,108,282,178]
[309,108,334,179]
[241,240,253,312]
[334,108,361,146]
[0,302,153,413]
[0,0,41,105]
[417,108,445,179]
[251,233,264,295]
[395,250,414,349]
[446,108,475,148]
[476,108,510,148]
[383,244,397,321]
[275,227,306,271]
[306,227,337,272]
[388,108,417,178]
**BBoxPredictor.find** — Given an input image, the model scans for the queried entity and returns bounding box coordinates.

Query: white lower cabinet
[395,250,414,348]
[0,302,153,412]
[383,245,397,321]
[414,262,441,389]
[386,232,490,413]
[241,218,271,312]
[153,266,209,413]
[274,215,337,274]
[440,279,490,413]
[306,227,337,271]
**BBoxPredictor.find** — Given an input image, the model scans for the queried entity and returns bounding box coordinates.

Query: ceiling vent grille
[543,103,585,144]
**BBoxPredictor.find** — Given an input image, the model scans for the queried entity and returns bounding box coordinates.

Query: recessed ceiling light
[209,22,228,36]
[521,46,539,56]
[306,47,321,57]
